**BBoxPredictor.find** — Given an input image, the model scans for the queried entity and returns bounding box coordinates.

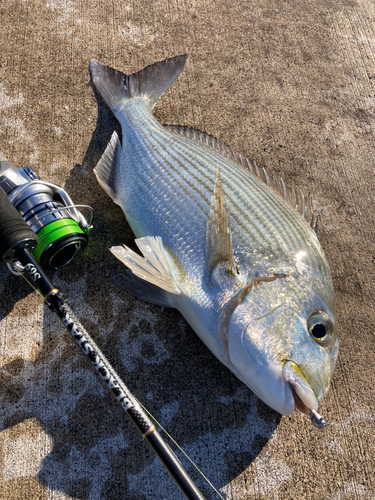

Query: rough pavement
[0,0,374,499]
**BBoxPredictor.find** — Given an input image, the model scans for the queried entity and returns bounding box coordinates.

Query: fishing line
[17,266,222,498]
[20,271,44,298]
[133,395,226,500]
[22,266,223,498]
[18,266,224,499]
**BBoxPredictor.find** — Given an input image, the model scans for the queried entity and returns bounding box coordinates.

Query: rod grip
[0,187,38,263]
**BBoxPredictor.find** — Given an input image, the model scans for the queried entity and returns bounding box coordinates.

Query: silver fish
[90,55,338,422]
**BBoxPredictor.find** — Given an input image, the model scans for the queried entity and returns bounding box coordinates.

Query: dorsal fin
[164,125,317,230]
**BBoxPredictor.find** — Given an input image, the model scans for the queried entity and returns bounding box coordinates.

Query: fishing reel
[0,161,93,270]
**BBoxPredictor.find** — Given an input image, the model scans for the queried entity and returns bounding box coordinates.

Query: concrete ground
[0,0,374,499]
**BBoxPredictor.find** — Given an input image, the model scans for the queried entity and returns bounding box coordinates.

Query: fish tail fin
[90,55,188,112]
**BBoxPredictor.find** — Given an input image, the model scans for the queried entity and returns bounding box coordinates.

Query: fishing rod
[0,166,207,500]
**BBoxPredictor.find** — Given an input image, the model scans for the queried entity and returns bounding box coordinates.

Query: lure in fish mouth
[90,54,339,428]
[284,361,319,414]
[284,363,329,430]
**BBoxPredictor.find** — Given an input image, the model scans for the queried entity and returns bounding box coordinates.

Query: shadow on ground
[1,281,281,499]
[0,89,281,499]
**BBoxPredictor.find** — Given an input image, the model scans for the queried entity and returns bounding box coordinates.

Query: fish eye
[308,311,334,344]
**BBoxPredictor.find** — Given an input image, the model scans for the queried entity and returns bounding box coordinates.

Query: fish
[89,55,339,424]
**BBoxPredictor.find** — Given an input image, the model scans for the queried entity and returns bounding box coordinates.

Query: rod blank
[8,245,206,500]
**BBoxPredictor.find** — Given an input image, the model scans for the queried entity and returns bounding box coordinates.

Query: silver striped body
[91,56,338,417]
[116,99,336,382]
[118,100,330,279]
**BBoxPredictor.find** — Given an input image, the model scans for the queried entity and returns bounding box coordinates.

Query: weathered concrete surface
[0,0,374,499]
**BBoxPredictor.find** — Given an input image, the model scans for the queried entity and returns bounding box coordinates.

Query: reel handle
[0,187,38,263]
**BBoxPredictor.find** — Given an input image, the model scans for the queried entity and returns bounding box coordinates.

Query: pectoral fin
[206,168,235,277]
[111,236,181,307]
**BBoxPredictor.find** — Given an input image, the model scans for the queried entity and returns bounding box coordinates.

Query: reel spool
[0,161,93,270]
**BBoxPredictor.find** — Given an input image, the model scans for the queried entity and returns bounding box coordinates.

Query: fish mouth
[283,361,319,415]
[291,387,313,415]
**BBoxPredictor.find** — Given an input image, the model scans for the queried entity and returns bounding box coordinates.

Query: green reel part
[33,219,88,269]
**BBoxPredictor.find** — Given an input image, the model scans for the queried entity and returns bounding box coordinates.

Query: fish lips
[283,361,319,415]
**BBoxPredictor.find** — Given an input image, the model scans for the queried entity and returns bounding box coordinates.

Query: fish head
[225,261,338,416]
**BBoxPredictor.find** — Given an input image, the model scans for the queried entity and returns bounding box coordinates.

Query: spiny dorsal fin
[164,125,317,230]
[206,168,235,277]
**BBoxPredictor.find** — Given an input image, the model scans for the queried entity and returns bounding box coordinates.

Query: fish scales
[90,55,338,421]
[119,102,326,275]
[136,110,312,258]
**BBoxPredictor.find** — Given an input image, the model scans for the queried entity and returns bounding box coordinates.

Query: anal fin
[94,130,121,203]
